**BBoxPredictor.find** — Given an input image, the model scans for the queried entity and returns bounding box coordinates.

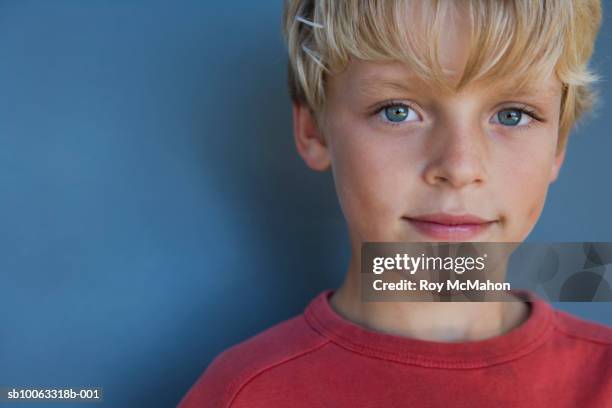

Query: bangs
[307,0,597,97]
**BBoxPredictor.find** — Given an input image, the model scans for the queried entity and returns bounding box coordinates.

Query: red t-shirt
[178,289,612,407]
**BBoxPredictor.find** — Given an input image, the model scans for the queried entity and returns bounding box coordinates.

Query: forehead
[333,59,562,103]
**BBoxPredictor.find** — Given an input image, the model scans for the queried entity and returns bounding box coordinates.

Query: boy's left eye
[492,108,533,127]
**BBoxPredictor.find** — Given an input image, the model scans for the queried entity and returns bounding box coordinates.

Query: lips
[403,213,497,240]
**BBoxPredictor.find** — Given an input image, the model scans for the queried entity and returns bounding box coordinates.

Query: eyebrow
[356,77,420,96]
[356,75,560,101]
[494,85,560,101]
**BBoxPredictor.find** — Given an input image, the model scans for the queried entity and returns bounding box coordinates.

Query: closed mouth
[402,213,497,240]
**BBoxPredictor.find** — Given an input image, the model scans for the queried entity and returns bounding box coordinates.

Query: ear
[292,103,331,171]
[549,144,567,183]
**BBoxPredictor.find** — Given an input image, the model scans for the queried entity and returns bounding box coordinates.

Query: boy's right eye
[378,103,420,124]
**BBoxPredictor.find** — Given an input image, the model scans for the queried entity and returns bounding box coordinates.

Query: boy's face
[293,14,565,244]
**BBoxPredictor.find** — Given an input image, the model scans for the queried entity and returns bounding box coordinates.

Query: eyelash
[373,101,544,131]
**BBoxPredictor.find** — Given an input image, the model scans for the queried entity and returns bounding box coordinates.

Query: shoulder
[552,308,612,346]
[177,313,329,408]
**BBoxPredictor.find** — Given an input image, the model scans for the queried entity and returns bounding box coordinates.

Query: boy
[179,1,611,406]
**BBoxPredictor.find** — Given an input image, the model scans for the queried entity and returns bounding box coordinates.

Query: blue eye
[380,104,419,123]
[497,108,529,126]
[493,106,542,128]
[385,105,409,122]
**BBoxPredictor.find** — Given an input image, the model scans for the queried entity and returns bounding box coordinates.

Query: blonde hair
[282,0,602,151]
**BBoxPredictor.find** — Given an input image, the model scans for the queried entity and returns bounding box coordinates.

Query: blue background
[0,1,610,407]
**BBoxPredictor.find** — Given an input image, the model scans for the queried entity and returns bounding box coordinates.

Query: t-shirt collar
[304,289,554,369]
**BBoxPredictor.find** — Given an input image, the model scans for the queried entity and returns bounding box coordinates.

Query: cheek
[493,137,556,238]
[327,124,415,237]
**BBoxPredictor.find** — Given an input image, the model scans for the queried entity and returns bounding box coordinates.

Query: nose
[422,121,488,189]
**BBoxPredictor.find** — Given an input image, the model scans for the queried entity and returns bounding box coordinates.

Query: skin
[292,8,565,342]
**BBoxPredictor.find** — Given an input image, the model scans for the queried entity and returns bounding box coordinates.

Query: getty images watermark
[361,242,612,302]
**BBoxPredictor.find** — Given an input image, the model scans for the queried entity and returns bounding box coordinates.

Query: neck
[330,254,530,343]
